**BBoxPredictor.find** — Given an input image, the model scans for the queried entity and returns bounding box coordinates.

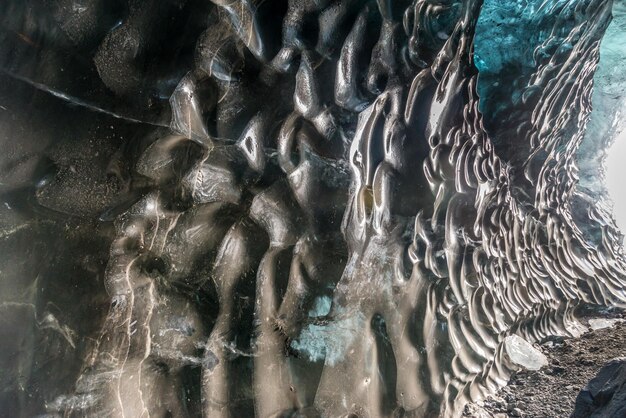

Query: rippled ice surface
[1,0,626,417]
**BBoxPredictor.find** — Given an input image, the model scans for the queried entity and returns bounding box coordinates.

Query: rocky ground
[464,310,626,417]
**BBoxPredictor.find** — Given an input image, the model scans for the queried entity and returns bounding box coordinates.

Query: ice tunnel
[1,0,626,417]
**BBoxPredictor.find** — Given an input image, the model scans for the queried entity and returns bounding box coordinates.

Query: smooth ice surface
[600,1,626,242]
[474,0,560,121]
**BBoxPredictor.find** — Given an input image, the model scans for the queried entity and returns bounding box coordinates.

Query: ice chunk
[504,335,548,371]
[588,318,624,331]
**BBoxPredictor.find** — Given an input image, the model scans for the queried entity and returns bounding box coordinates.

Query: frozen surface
[0,0,626,417]
[596,1,626,241]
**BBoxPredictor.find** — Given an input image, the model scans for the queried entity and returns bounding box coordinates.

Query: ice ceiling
[1,0,626,417]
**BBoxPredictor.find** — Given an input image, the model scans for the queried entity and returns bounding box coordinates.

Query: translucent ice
[504,335,548,371]
[588,318,624,331]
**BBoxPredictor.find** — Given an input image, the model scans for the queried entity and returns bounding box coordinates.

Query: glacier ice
[0,0,626,417]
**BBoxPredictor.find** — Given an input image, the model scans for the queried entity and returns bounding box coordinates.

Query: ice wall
[0,0,625,417]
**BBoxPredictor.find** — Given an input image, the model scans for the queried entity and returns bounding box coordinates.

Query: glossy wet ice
[1,0,626,417]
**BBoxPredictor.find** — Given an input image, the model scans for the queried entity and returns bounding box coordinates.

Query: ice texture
[1,0,626,417]
[591,1,626,238]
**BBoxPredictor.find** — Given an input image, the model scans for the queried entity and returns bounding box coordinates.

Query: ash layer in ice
[1,0,626,417]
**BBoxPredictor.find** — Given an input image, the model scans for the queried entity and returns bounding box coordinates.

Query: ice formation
[1,0,626,417]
